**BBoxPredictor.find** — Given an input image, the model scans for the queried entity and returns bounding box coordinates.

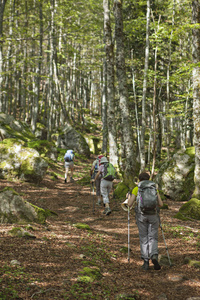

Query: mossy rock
[184,256,200,268]
[114,182,129,200]
[78,266,102,282]
[74,223,91,230]
[174,198,200,221]
[160,203,169,210]
[8,227,36,238]
[29,203,57,224]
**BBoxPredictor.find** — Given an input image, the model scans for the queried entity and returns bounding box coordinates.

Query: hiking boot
[151,255,161,270]
[141,260,149,271]
[70,177,74,182]
[103,207,111,215]
[65,178,67,183]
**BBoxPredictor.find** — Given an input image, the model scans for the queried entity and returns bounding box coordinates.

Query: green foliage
[0,264,35,299]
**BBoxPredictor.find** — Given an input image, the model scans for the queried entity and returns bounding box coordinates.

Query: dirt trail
[0,161,200,299]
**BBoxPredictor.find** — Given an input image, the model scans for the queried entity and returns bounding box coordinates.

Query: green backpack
[102,162,116,181]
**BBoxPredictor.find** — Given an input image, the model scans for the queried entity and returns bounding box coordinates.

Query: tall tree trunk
[192,0,200,199]
[140,0,150,172]
[113,0,136,185]
[101,57,108,154]
[103,0,118,166]
[0,0,7,111]
[151,13,161,179]
[166,0,175,160]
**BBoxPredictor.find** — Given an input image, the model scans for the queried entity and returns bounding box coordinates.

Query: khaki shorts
[65,161,74,170]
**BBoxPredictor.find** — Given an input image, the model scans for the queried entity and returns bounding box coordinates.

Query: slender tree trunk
[102,57,108,154]
[103,0,118,166]
[0,0,7,111]
[113,0,136,184]
[151,13,161,179]
[192,0,200,199]
[140,0,150,172]
[166,0,175,160]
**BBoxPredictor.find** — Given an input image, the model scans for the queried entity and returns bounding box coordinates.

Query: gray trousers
[136,213,159,261]
[100,179,113,204]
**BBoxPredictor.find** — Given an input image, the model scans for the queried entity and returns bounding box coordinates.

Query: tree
[0,0,7,111]
[103,0,118,166]
[140,0,150,172]
[192,0,200,199]
[113,0,137,185]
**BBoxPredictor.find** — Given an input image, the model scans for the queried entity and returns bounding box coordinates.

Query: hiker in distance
[90,154,105,205]
[127,172,163,271]
[91,156,116,215]
[64,149,75,183]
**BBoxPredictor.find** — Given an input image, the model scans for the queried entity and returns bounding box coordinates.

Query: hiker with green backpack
[127,172,163,271]
[92,156,116,215]
[90,155,105,205]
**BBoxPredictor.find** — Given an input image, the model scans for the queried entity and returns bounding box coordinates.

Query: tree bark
[113,0,136,184]
[103,0,118,166]
[0,0,7,111]
[140,0,150,172]
[192,0,200,199]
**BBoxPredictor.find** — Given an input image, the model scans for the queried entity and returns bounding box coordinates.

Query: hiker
[64,149,75,183]
[90,155,105,205]
[92,156,115,215]
[127,172,163,271]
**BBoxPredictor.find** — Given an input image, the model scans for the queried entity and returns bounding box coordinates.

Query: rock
[0,139,48,183]
[10,260,21,266]
[184,256,200,268]
[53,123,90,157]
[175,198,200,221]
[155,147,195,202]
[167,274,185,282]
[0,188,54,224]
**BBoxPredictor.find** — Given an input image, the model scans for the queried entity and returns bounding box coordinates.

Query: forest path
[0,159,200,299]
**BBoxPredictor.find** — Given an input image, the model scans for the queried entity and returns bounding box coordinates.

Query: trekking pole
[128,206,130,263]
[92,181,95,214]
[158,214,172,267]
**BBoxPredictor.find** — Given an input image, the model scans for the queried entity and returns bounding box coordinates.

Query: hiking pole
[128,206,130,263]
[92,181,95,214]
[158,214,172,267]
[121,198,133,263]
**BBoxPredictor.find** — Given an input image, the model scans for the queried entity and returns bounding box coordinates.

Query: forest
[0,0,200,193]
[0,1,200,299]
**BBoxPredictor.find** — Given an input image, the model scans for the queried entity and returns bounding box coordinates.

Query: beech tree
[192,0,200,199]
[113,0,136,184]
[103,0,118,166]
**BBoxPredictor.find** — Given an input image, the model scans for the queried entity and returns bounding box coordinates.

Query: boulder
[0,188,55,224]
[52,123,90,157]
[155,148,195,201]
[174,198,200,221]
[0,113,34,141]
[0,139,48,183]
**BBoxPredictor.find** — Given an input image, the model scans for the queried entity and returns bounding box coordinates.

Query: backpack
[102,162,116,181]
[137,180,158,214]
[64,150,74,162]
[92,155,105,179]
[94,155,105,171]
